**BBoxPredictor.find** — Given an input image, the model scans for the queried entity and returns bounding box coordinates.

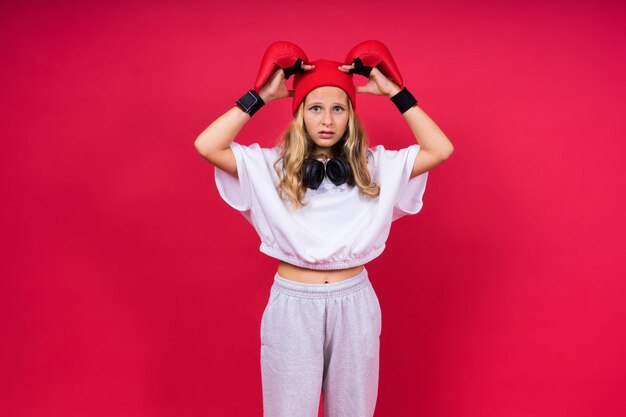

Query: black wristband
[390,87,418,114]
[236,90,265,117]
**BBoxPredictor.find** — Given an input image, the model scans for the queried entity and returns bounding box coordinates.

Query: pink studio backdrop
[1,1,625,416]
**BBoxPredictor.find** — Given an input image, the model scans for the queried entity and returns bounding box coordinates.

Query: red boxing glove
[254,41,309,92]
[344,40,404,88]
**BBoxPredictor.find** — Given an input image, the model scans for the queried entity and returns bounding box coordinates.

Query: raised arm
[193,106,253,177]
[391,99,455,178]
[339,58,454,178]
[194,61,314,177]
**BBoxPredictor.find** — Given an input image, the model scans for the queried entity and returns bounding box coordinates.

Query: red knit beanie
[292,59,356,116]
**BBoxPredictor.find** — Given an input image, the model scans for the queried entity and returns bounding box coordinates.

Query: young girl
[195,41,453,417]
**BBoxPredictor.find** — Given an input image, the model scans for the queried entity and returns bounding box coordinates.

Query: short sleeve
[214,141,253,212]
[372,144,429,222]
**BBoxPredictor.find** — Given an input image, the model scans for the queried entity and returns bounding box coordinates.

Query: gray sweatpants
[260,266,381,417]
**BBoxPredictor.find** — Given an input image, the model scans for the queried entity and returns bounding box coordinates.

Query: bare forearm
[194,89,273,158]
[402,105,454,158]
[386,88,454,159]
[193,106,251,158]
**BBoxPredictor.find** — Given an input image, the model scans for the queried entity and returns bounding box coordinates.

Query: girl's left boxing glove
[345,40,418,113]
[345,39,404,87]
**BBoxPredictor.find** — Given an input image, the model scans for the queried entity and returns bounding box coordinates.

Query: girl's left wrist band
[236,90,265,117]
[390,87,418,114]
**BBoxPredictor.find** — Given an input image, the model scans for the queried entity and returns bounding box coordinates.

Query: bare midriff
[277,261,364,284]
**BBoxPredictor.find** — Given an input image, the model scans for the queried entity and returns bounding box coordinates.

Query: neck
[312,146,335,159]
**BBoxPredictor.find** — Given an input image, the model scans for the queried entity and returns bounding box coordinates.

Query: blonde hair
[271,97,381,210]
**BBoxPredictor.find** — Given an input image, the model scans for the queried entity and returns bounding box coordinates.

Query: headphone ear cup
[302,159,325,190]
[326,156,352,186]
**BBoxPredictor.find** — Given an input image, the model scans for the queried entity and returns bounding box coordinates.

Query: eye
[309,105,320,112]
[333,106,345,112]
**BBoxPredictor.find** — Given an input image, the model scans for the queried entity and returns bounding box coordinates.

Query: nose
[322,109,334,126]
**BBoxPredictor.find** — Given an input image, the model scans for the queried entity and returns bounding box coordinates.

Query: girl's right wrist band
[390,87,418,114]
[235,89,265,117]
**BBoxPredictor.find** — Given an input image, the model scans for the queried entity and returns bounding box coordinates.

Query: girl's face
[303,86,349,156]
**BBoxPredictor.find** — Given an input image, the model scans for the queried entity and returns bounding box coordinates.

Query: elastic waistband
[273,267,370,299]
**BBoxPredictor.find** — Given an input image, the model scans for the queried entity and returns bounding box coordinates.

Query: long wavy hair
[272,97,381,210]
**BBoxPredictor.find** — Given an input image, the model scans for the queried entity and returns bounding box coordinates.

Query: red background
[2,1,625,416]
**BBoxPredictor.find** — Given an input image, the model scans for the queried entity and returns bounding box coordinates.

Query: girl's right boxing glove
[254,40,309,92]
[236,41,309,117]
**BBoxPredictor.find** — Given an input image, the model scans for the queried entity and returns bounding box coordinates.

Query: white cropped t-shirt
[214,141,428,270]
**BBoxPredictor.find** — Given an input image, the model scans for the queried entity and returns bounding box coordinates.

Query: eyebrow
[307,101,347,106]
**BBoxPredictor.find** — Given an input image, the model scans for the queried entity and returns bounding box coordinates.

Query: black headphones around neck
[301,154,354,190]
